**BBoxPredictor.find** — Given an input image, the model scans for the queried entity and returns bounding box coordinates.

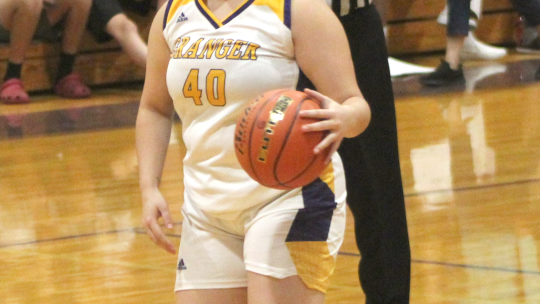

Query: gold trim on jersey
[253,0,285,23]
[165,0,288,29]
[166,0,195,25]
[195,0,225,27]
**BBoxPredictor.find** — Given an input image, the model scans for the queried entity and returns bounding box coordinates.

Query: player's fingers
[304,88,330,107]
[299,108,332,120]
[146,229,158,244]
[143,216,159,243]
[314,132,338,154]
[150,220,177,254]
[159,206,174,229]
[302,119,341,133]
[325,138,342,164]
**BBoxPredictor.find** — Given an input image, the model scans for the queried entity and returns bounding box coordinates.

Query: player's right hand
[141,188,177,254]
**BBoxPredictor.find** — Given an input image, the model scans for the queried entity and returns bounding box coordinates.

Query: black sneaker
[419,60,465,87]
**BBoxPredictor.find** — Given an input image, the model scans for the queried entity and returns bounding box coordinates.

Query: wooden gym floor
[1,52,539,303]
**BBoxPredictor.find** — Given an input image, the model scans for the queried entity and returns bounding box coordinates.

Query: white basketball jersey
[163,0,302,218]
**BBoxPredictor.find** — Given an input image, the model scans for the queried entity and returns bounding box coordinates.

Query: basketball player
[136,0,371,303]
[321,0,411,303]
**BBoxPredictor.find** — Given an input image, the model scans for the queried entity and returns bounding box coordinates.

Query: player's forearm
[136,107,174,192]
[341,96,371,138]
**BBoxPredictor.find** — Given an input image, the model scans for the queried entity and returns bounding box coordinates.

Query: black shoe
[536,67,540,80]
[419,60,465,87]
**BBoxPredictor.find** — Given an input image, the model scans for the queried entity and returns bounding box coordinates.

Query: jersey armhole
[163,0,175,30]
[284,0,292,29]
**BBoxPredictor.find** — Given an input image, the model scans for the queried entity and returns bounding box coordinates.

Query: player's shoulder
[289,0,338,30]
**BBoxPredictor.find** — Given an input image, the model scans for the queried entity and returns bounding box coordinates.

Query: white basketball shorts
[174,160,347,293]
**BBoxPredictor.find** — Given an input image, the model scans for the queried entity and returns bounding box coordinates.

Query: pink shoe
[1,79,30,104]
[54,73,91,98]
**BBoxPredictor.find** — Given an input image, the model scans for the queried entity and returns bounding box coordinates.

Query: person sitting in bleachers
[87,0,149,69]
[86,0,169,69]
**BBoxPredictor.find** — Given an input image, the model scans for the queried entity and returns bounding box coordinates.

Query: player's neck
[203,0,246,18]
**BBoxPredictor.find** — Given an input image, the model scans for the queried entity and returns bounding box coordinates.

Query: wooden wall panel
[387,20,447,55]
[475,12,519,45]
[387,11,519,55]
[483,0,514,12]
[0,51,145,92]
[387,0,446,21]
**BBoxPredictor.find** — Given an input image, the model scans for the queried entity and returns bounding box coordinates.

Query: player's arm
[291,0,371,160]
[135,4,176,254]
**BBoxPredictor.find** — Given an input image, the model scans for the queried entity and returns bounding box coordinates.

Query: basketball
[234,89,330,190]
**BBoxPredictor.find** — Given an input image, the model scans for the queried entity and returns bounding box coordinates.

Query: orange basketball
[234,89,329,190]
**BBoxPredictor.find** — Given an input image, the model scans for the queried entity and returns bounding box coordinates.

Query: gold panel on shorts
[285,241,336,293]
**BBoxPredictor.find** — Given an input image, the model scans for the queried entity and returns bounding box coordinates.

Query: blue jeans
[447,0,472,37]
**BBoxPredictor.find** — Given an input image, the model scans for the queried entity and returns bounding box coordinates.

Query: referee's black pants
[338,5,411,304]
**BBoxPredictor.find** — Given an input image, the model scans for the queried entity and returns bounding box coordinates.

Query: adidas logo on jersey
[177,259,187,270]
[177,13,188,23]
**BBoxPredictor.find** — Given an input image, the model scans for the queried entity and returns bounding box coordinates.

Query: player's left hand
[299,88,348,164]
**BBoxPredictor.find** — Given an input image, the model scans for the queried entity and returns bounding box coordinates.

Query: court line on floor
[405,177,540,198]
[0,228,136,249]
[0,223,182,249]
[338,251,540,275]
[3,227,539,276]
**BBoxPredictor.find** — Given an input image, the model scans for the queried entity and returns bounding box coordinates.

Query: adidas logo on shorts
[177,259,187,270]
[177,13,188,23]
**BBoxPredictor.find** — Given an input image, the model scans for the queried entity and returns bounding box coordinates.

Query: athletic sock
[4,62,23,81]
[56,52,76,82]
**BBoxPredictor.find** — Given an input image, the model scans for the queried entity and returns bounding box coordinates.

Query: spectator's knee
[18,0,43,17]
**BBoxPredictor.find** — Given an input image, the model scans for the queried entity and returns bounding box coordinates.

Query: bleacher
[0,0,518,93]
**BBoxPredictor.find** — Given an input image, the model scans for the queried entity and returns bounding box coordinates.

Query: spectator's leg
[0,0,42,66]
[46,0,91,63]
[45,0,92,98]
[445,37,466,69]
[439,0,507,61]
[446,0,471,69]
[0,0,42,103]
[106,14,148,68]
[420,0,470,86]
